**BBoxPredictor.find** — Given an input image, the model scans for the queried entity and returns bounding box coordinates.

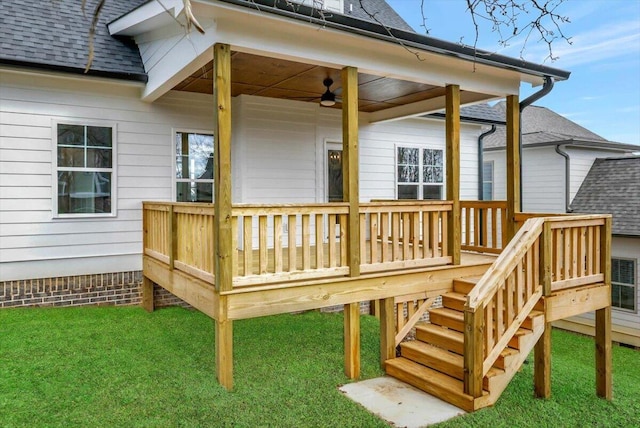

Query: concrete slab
[339,376,466,428]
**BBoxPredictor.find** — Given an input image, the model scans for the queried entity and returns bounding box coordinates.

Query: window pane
[397,147,418,165]
[58,147,84,167]
[86,126,112,147]
[620,285,635,311]
[398,165,419,183]
[398,185,418,199]
[196,182,213,203]
[59,171,111,214]
[86,148,112,168]
[175,132,214,202]
[58,124,84,146]
[176,182,194,202]
[483,161,493,181]
[483,182,493,200]
[423,149,443,167]
[423,185,442,200]
[423,166,443,183]
[612,283,621,308]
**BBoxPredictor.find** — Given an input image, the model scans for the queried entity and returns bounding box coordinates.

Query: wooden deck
[141,201,613,407]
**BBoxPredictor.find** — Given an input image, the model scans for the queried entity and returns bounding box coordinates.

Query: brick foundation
[0,271,189,309]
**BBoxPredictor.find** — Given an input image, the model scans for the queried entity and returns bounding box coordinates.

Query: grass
[1,306,638,427]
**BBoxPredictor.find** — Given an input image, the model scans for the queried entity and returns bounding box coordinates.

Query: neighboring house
[563,156,640,347]
[484,105,639,346]
[0,0,531,306]
[483,103,638,210]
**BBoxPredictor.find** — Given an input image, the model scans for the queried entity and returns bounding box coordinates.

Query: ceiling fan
[320,77,337,107]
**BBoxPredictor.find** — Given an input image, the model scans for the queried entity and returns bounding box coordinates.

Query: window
[483,161,494,200]
[612,258,636,311]
[175,131,214,202]
[55,123,114,216]
[396,146,444,200]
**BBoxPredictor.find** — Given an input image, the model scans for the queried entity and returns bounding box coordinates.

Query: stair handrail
[463,217,545,397]
[466,218,544,310]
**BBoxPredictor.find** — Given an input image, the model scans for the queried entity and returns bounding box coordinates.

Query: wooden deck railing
[359,201,452,273]
[143,200,455,288]
[460,200,508,254]
[462,213,611,397]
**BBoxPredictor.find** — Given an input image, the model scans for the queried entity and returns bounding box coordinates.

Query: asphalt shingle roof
[427,103,506,125]
[570,156,640,236]
[0,0,148,80]
[344,0,414,31]
[483,102,611,149]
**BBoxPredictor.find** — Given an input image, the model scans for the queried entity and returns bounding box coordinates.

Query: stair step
[494,347,520,370]
[522,310,544,329]
[429,307,464,332]
[401,341,505,390]
[507,328,533,350]
[453,276,482,294]
[415,323,463,354]
[442,292,466,311]
[386,357,484,412]
[401,341,464,378]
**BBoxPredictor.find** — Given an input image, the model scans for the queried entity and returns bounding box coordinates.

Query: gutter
[518,76,555,210]
[555,145,572,212]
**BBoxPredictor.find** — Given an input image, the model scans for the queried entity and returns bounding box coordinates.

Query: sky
[386,0,640,145]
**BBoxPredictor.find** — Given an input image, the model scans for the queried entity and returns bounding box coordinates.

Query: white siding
[0,70,214,281]
[486,145,635,213]
[0,73,485,281]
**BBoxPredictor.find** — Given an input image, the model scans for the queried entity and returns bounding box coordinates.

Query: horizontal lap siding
[0,71,214,280]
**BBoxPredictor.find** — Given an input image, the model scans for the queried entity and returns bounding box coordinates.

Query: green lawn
[1,306,638,427]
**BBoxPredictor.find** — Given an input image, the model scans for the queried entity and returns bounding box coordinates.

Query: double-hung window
[612,258,636,311]
[396,146,444,200]
[55,123,114,216]
[175,131,214,203]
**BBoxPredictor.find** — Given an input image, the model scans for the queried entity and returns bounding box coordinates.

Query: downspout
[478,125,497,200]
[555,144,572,212]
[519,76,555,211]
[478,125,497,246]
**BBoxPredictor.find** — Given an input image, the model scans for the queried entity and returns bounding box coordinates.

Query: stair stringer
[473,312,546,410]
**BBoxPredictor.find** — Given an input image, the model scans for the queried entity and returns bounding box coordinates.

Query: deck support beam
[596,216,612,399]
[535,221,552,398]
[342,66,360,278]
[141,276,155,312]
[534,323,552,398]
[379,297,396,368]
[213,43,234,390]
[506,95,520,240]
[445,85,461,265]
[344,302,361,378]
[342,66,361,378]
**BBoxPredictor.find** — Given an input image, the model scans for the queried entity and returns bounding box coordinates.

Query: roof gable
[570,156,640,236]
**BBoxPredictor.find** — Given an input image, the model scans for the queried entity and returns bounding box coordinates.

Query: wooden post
[379,297,396,368]
[344,302,361,379]
[141,276,154,312]
[596,216,612,399]
[463,308,484,397]
[445,84,461,265]
[506,95,520,241]
[168,204,176,270]
[213,43,234,390]
[535,221,552,398]
[342,66,360,277]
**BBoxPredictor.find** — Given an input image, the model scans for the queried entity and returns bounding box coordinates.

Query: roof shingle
[570,156,640,237]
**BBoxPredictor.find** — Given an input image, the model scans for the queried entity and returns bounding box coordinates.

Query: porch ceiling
[172,51,489,113]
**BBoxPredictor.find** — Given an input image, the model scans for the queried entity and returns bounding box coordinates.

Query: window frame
[172,128,215,203]
[52,119,117,218]
[482,160,494,201]
[394,144,445,200]
[611,257,637,313]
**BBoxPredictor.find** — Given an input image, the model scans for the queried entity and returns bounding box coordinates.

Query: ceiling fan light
[320,88,336,107]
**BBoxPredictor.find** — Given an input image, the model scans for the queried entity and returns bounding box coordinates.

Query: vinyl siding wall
[0,72,483,281]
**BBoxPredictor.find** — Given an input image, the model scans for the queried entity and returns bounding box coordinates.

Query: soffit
[173,51,486,112]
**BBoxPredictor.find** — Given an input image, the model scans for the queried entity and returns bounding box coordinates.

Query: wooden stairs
[385,276,545,412]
